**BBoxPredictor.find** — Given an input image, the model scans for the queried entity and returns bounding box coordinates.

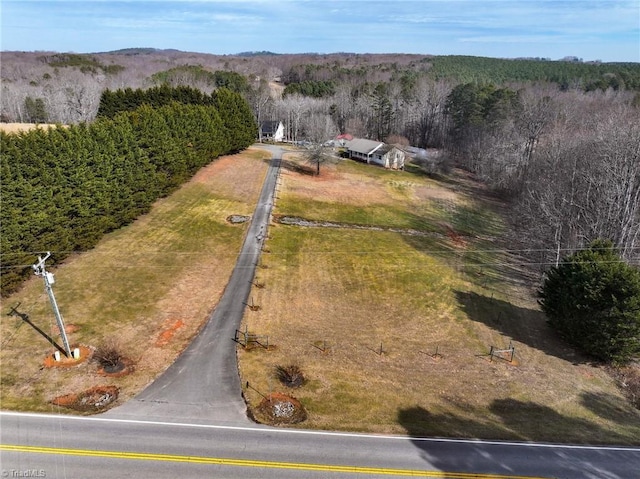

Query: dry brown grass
[0,123,63,134]
[0,148,270,412]
[238,154,640,444]
[280,153,458,207]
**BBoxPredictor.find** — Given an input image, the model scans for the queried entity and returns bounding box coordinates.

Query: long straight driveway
[105,146,282,425]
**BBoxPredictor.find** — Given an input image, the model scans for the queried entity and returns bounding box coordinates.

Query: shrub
[538,239,640,364]
[608,364,640,410]
[275,364,305,388]
[93,339,124,373]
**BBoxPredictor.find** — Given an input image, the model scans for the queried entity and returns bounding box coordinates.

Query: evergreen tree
[212,88,257,152]
[24,97,48,123]
[212,70,249,93]
[370,83,394,141]
[538,240,640,364]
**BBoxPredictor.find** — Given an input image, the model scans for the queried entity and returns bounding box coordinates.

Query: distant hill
[99,48,184,55]
[1,49,638,125]
[236,51,280,57]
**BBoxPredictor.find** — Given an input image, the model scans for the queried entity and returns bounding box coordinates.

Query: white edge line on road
[2,410,639,453]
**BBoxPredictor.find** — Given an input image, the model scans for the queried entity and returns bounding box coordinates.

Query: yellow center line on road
[1,444,550,479]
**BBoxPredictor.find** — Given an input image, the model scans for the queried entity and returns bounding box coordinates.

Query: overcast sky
[1,0,639,62]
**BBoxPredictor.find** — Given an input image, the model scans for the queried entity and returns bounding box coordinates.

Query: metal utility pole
[32,252,72,358]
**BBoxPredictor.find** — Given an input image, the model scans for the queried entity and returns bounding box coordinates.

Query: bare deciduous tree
[407,78,451,148]
[516,96,640,264]
[328,84,351,134]
[304,144,334,176]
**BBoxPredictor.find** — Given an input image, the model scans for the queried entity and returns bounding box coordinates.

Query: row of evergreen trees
[98,84,215,118]
[283,80,336,98]
[1,86,256,296]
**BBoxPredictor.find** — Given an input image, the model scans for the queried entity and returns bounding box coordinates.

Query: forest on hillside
[1,50,639,274]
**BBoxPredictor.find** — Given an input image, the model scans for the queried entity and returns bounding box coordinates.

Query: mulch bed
[51,385,119,412]
[43,345,92,368]
[96,357,135,377]
[255,392,307,424]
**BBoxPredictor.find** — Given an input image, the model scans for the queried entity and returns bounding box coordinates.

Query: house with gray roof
[346,138,384,162]
[346,138,405,170]
[372,144,406,170]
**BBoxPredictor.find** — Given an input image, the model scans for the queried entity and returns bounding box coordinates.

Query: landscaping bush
[275,364,305,388]
[93,339,125,373]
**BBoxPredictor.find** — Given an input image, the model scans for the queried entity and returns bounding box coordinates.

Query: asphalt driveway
[105,146,282,425]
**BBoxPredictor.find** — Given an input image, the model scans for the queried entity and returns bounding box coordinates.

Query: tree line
[426,55,640,91]
[1,86,256,296]
[443,82,640,265]
[443,83,639,364]
[251,71,639,266]
[278,55,640,92]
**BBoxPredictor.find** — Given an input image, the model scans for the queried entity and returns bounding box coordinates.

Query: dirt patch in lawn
[155,319,185,347]
[51,323,80,335]
[43,345,93,368]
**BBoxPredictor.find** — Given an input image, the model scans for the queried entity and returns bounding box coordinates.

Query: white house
[346,138,384,162]
[259,121,285,142]
[371,145,406,170]
[346,138,405,170]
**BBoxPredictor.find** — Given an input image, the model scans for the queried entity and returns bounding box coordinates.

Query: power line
[3,245,640,258]
[2,258,638,273]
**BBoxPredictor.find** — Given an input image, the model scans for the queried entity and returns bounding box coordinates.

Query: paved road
[2,411,640,479]
[103,145,282,425]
